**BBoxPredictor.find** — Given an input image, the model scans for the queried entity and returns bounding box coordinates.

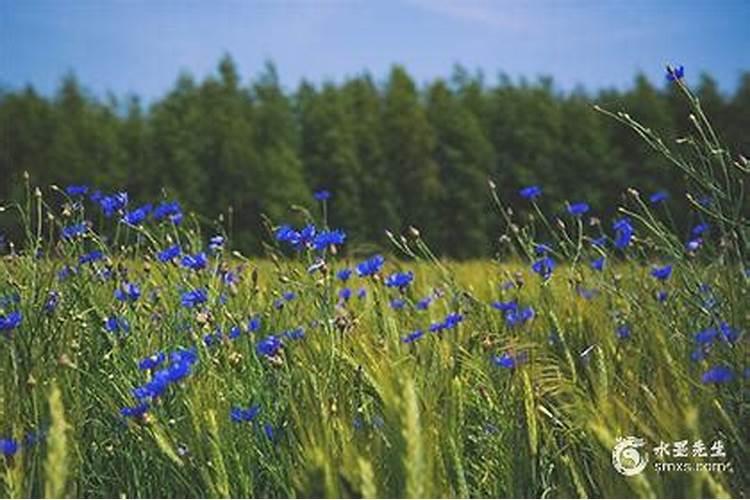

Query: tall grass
[0,68,747,498]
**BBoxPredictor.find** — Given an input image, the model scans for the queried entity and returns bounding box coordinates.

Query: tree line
[1,55,748,258]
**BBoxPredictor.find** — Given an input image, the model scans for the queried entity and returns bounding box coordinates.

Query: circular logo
[612,436,649,476]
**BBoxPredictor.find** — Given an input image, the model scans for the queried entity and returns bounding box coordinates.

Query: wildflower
[282,291,296,302]
[390,298,405,310]
[649,190,669,204]
[248,315,261,332]
[567,202,590,217]
[157,245,181,262]
[62,222,88,239]
[613,217,634,250]
[337,268,352,281]
[686,238,703,252]
[203,331,222,347]
[0,311,22,332]
[120,403,150,419]
[718,322,740,343]
[357,287,367,299]
[209,235,224,251]
[228,326,242,340]
[616,324,631,340]
[650,264,673,281]
[230,404,260,423]
[505,305,534,327]
[58,265,76,280]
[98,192,129,218]
[339,288,352,302]
[402,329,424,344]
[181,289,207,308]
[691,223,709,237]
[357,254,385,277]
[284,327,305,340]
[43,291,60,315]
[257,335,282,357]
[263,423,275,441]
[591,256,605,271]
[535,243,552,255]
[519,185,542,200]
[416,296,431,310]
[138,352,166,371]
[65,185,88,197]
[666,65,685,82]
[105,315,130,334]
[79,250,104,264]
[493,353,519,369]
[701,365,733,384]
[115,282,141,302]
[443,312,464,330]
[152,201,183,224]
[314,190,331,201]
[181,252,207,271]
[313,229,347,251]
[532,256,555,280]
[656,290,668,302]
[491,300,517,313]
[694,327,717,344]
[122,204,152,226]
[385,271,414,289]
[1,437,19,456]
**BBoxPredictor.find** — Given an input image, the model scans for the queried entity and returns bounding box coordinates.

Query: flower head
[567,202,590,217]
[256,335,282,357]
[519,185,542,200]
[385,271,414,289]
[649,190,669,204]
[0,311,22,332]
[650,264,673,281]
[357,254,385,277]
[314,190,331,201]
[666,65,685,82]
[701,365,733,384]
[532,256,555,280]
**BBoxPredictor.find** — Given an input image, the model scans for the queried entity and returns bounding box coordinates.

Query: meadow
[0,69,748,499]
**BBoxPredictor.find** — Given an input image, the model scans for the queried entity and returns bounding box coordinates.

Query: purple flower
[256,335,282,357]
[385,271,414,289]
[402,329,424,344]
[532,256,555,280]
[650,264,673,281]
[701,365,733,384]
[122,204,152,226]
[62,222,88,240]
[666,65,685,82]
[649,190,669,204]
[567,202,590,217]
[591,256,605,272]
[314,190,331,201]
[357,254,385,277]
[519,185,542,200]
[157,245,181,262]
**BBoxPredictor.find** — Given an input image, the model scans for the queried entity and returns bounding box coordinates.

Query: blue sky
[1,0,748,100]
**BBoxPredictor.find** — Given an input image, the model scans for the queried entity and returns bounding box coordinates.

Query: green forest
[1,55,748,257]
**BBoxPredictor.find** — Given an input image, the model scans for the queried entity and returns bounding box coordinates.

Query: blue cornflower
[666,65,685,82]
[357,254,385,277]
[43,291,60,315]
[209,235,224,251]
[656,290,668,303]
[157,244,181,262]
[491,300,517,313]
[181,289,207,308]
[1,437,19,456]
[701,365,733,384]
[339,288,352,302]
[650,264,673,281]
[62,222,88,240]
[256,335,282,357]
[694,327,718,344]
[152,201,183,224]
[613,217,634,250]
[314,190,331,201]
[228,326,242,340]
[115,282,141,302]
[248,315,261,332]
[138,352,166,371]
[57,265,76,281]
[719,322,740,343]
[263,423,275,441]
[337,268,352,281]
[283,291,296,302]
[519,185,542,200]
[567,202,590,217]
[443,312,464,330]
[122,204,152,226]
[505,305,534,327]
[120,403,150,419]
[203,331,222,347]
[357,287,367,299]
[79,250,104,264]
[65,185,88,197]
[686,238,703,253]
[416,296,431,310]
[649,190,669,204]
[284,327,305,340]
[0,311,22,332]
[230,404,261,423]
[181,252,207,271]
[535,243,552,255]
[385,271,414,289]
[98,192,129,218]
[390,298,406,310]
[493,353,518,369]
[105,315,129,334]
[402,329,424,344]
[532,256,555,280]
[616,324,631,340]
[313,230,347,251]
[590,256,605,272]
[691,223,709,237]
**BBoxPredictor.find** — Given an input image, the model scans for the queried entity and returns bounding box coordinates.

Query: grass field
[0,71,748,499]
